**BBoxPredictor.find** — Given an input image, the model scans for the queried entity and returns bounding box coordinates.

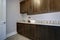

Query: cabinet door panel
[34,25,48,40]
[20,1,28,13]
[31,0,49,14]
[20,1,25,13]
[37,0,49,13]
[20,0,50,15]
[56,27,60,40]
[17,23,25,34]
[50,0,60,12]
[48,26,56,40]
[40,26,48,40]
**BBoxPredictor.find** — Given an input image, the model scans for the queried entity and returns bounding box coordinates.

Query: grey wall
[6,0,21,35]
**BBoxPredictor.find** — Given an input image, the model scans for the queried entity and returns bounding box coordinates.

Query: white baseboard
[6,31,17,38]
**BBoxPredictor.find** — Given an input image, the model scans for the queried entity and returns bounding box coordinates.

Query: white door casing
[0,0,6,40]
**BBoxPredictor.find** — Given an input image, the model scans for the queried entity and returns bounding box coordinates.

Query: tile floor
[6,34,31,40]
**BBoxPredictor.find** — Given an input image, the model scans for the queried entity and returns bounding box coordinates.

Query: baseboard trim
[6,31,17,38]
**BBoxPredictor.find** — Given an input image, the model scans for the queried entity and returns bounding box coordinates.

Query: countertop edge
[17,22,60,26]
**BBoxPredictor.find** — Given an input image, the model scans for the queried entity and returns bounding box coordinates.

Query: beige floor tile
[6,34,31,40]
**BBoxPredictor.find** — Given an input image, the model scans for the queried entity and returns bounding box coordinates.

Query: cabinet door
[56,27,60,40]
[17,23,36,39]
[30,0,49,14]
[17,23,24,34]
[20,0,50,15]
[48,26,56,40]
[32,25,48,40]
[20,1,25,13]
[20,1,28,13]
[39,26,48,40]
[50,0,60,12]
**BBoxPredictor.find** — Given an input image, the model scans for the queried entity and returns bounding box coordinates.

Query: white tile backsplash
[21,12,60,25]
[27,12,60,20]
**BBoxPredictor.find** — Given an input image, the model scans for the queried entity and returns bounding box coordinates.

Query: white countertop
[17,21,60,26]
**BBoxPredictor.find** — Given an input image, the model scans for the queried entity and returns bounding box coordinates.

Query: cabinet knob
[3,22,6,24]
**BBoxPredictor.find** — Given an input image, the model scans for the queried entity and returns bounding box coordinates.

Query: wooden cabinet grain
[50,0,60,12]
[17,23,60,40]
[56,27,60,40]
[20,1,28,13]
[48,26,56,40]
[20,0,49,15]
[20,0,60,15]
[30,0,49,14]
[17,23,36,38]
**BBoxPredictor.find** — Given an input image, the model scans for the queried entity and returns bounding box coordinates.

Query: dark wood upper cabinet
[20,0,60,15]
[30,0,49,14]
[50,0,60,12]
[20,0,31,14]
[20,1,27,13]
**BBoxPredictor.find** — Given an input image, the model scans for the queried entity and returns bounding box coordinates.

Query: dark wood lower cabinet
[56,27,60,40]
[17,23,60,40]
